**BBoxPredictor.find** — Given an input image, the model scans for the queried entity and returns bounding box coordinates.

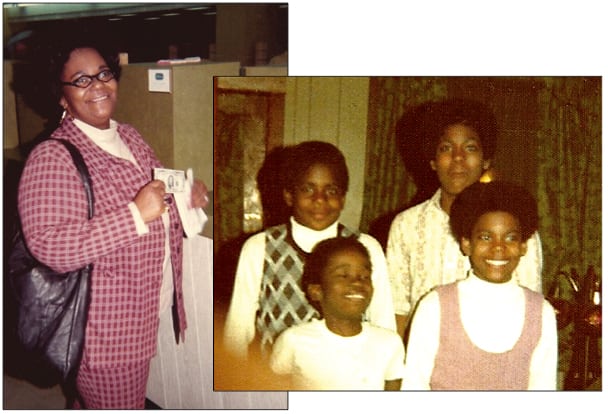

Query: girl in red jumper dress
[402,181,557,390]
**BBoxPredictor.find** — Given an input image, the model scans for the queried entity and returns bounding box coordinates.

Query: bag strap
[52,139,95,220]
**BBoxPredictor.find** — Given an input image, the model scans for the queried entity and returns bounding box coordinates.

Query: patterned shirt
[386,189,543,316]
[18,118,186,368]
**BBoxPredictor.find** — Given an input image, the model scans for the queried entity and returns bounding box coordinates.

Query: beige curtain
[361,77,448,245]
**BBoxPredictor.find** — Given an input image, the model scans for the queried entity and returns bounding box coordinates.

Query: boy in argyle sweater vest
[224,141,396,360]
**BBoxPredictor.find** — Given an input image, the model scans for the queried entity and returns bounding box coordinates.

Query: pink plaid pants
[74,359,151,409]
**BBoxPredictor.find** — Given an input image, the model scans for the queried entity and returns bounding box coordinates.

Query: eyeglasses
[61,70,115,88]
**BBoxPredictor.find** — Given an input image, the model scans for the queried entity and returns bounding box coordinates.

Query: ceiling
[3,3,288,65]
[3,3,217,24]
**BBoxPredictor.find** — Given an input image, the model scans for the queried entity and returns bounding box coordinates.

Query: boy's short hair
[302,237,370,312]
[281,141,349,193]
[419,98,498,163]
[449,181,539,242]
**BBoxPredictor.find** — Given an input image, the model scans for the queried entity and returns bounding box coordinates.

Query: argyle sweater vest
[430,282,543,390]
[256,222,358,355]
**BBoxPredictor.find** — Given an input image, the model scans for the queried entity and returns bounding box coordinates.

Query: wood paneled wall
[283,77,370,230]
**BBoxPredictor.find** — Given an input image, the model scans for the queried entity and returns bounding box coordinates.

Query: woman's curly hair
[12,31,121,125]
[47,37,121,104]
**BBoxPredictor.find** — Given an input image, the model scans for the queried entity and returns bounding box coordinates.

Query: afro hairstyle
[406,98,498,164]
[449,181,539,243]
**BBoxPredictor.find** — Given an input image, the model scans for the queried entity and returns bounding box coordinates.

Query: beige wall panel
[308,77,340,143]
[172,62,240,187]
[243,66,288,76]
[337,77,369,230]
[283,77,370,229]
[114,64,174,169]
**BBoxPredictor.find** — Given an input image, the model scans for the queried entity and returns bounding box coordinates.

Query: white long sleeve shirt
[401,272,558,390]
[223,217,396,358]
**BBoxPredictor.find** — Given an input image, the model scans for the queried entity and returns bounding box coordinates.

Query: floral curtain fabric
[535,77,601,286]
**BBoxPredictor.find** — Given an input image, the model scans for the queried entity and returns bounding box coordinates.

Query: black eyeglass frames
[61,70,115,88]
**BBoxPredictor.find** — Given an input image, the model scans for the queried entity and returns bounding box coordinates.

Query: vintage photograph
[214,76,601,391]
[3,3,287,409]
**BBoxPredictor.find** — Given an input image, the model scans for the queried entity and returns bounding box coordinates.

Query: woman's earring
[60,109,67,123]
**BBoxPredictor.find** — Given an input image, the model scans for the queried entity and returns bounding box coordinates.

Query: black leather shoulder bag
[8,139,94,380]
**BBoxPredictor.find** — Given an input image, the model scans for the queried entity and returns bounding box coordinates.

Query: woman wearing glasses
[17,39,209,408]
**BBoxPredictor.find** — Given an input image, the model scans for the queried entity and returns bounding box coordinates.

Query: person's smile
[59,48,118,129]
[87,93,111,103]
[485,259,509,266]
[343,292,368,304]
[461,211,527,284]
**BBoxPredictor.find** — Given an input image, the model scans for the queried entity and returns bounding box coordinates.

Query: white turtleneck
[289,217,339,253]
[74,119,137,166]
[459,272,525,352]
[401,271,558,390]
[223,216,396,358]
[73,119,174,316]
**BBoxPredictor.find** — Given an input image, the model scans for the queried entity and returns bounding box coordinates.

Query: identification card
[153,168,186,193]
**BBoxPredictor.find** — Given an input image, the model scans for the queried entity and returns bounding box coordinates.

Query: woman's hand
[134,180,167,223]
[190,179,209,209]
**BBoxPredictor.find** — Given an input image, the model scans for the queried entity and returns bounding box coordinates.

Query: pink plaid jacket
[18,118,186,368]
